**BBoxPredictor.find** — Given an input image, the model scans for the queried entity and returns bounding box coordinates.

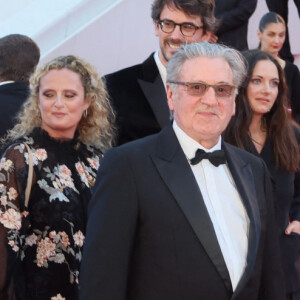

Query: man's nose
[171,24,184,39]
[200,86,219,105]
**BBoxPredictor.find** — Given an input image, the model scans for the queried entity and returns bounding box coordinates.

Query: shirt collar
[154,50,167,90]
[172,121,222,160]
[0,81,15,86]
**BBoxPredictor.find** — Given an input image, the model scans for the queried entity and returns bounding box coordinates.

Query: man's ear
[206,32,218,43]
[201,31,218,43]
[154,20,160,37]
[166,83,174,111]
[231,97,236,116]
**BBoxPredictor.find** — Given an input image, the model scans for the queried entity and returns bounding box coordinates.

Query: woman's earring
[83,109,88,118]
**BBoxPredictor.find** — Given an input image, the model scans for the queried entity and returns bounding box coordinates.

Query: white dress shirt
[173,121,249,291]
[154,50,167,90]
[0,81,14,86]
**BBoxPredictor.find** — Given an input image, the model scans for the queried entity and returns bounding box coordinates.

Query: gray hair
[166,42,247,88]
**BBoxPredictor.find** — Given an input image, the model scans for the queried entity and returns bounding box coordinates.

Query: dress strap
[23,143,34,208]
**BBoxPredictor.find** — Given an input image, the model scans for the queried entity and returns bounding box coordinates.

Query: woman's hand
[285,220,300,235]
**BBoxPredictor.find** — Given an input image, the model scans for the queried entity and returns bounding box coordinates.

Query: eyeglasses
[168,81,237,98]
[158,19,203,37]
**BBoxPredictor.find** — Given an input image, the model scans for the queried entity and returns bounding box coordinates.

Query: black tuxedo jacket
[215,0,257,51]
[80,125,285,300]
[0,82,30,140]
[104,53,170,146]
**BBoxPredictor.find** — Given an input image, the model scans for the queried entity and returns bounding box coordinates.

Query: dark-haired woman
[224,49,300,300]
[258,11,300,123]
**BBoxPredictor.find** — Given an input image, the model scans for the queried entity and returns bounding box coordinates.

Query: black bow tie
[190,149,226,167]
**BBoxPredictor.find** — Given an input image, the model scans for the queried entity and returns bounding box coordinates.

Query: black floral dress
[0,128,102,300]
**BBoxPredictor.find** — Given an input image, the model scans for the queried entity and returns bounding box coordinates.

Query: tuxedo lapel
[223,143,261,295]
[151,126,232,291]
[137,54,170,128]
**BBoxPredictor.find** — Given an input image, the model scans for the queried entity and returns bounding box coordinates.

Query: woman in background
[0,55,114,300]
[224,49,300,300]
[258,11,300,123]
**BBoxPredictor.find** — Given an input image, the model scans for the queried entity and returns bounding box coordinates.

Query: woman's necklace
[250,137,263,146]
[250,131,267,153]
[249,117,267,152]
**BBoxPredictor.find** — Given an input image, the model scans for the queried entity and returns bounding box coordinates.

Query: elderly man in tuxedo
[80,42,285,300]
[104,0,219,145]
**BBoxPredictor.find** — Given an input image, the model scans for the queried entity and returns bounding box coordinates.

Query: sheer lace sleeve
[0,143,29,299]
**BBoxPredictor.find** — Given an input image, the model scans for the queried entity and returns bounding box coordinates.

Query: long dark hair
[223,50,299,172]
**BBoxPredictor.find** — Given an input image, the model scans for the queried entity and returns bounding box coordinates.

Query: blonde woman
[0,55,114,300]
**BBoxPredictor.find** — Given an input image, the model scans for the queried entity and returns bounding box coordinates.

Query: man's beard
[161,39,188,62]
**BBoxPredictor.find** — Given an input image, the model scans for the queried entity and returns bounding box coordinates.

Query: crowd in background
[0,0,299,299]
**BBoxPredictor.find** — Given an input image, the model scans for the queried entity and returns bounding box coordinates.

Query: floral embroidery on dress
[25,220,85,284]
[0,157,14,181]
[36,236,57,267]
[87,156,100,170]
[73,230,85,247]
[51,294,66,300]
[25,233,38,246]
[24,147,47,165]
[75,162,92,187]
[38,164,79,203]
[0,158,13,172]
[0,128,103,299]
[0,208,22,230]
[0,181,27,254]
[75,156,99,187]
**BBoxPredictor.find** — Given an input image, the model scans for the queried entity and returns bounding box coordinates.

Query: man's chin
[162,46,180,59]
[165,50,179,61]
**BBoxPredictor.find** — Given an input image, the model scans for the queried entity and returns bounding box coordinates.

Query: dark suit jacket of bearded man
[104,53,170,146]
[0,82,30,140]
[79,124,285,300]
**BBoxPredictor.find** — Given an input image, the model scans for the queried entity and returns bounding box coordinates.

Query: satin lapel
[138,76,170,128]
[223,143,261,294]
[137,54,170,128]
[150,126,232,291]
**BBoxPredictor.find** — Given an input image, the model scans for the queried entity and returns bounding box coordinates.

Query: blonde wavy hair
[4,55,115,152]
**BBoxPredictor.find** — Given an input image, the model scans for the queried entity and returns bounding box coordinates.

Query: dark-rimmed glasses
[168,81,237,98]
[158,19,203,37]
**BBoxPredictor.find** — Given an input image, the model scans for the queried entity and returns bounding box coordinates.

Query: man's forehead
[160,4,202,24]
[179,56,233,82]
